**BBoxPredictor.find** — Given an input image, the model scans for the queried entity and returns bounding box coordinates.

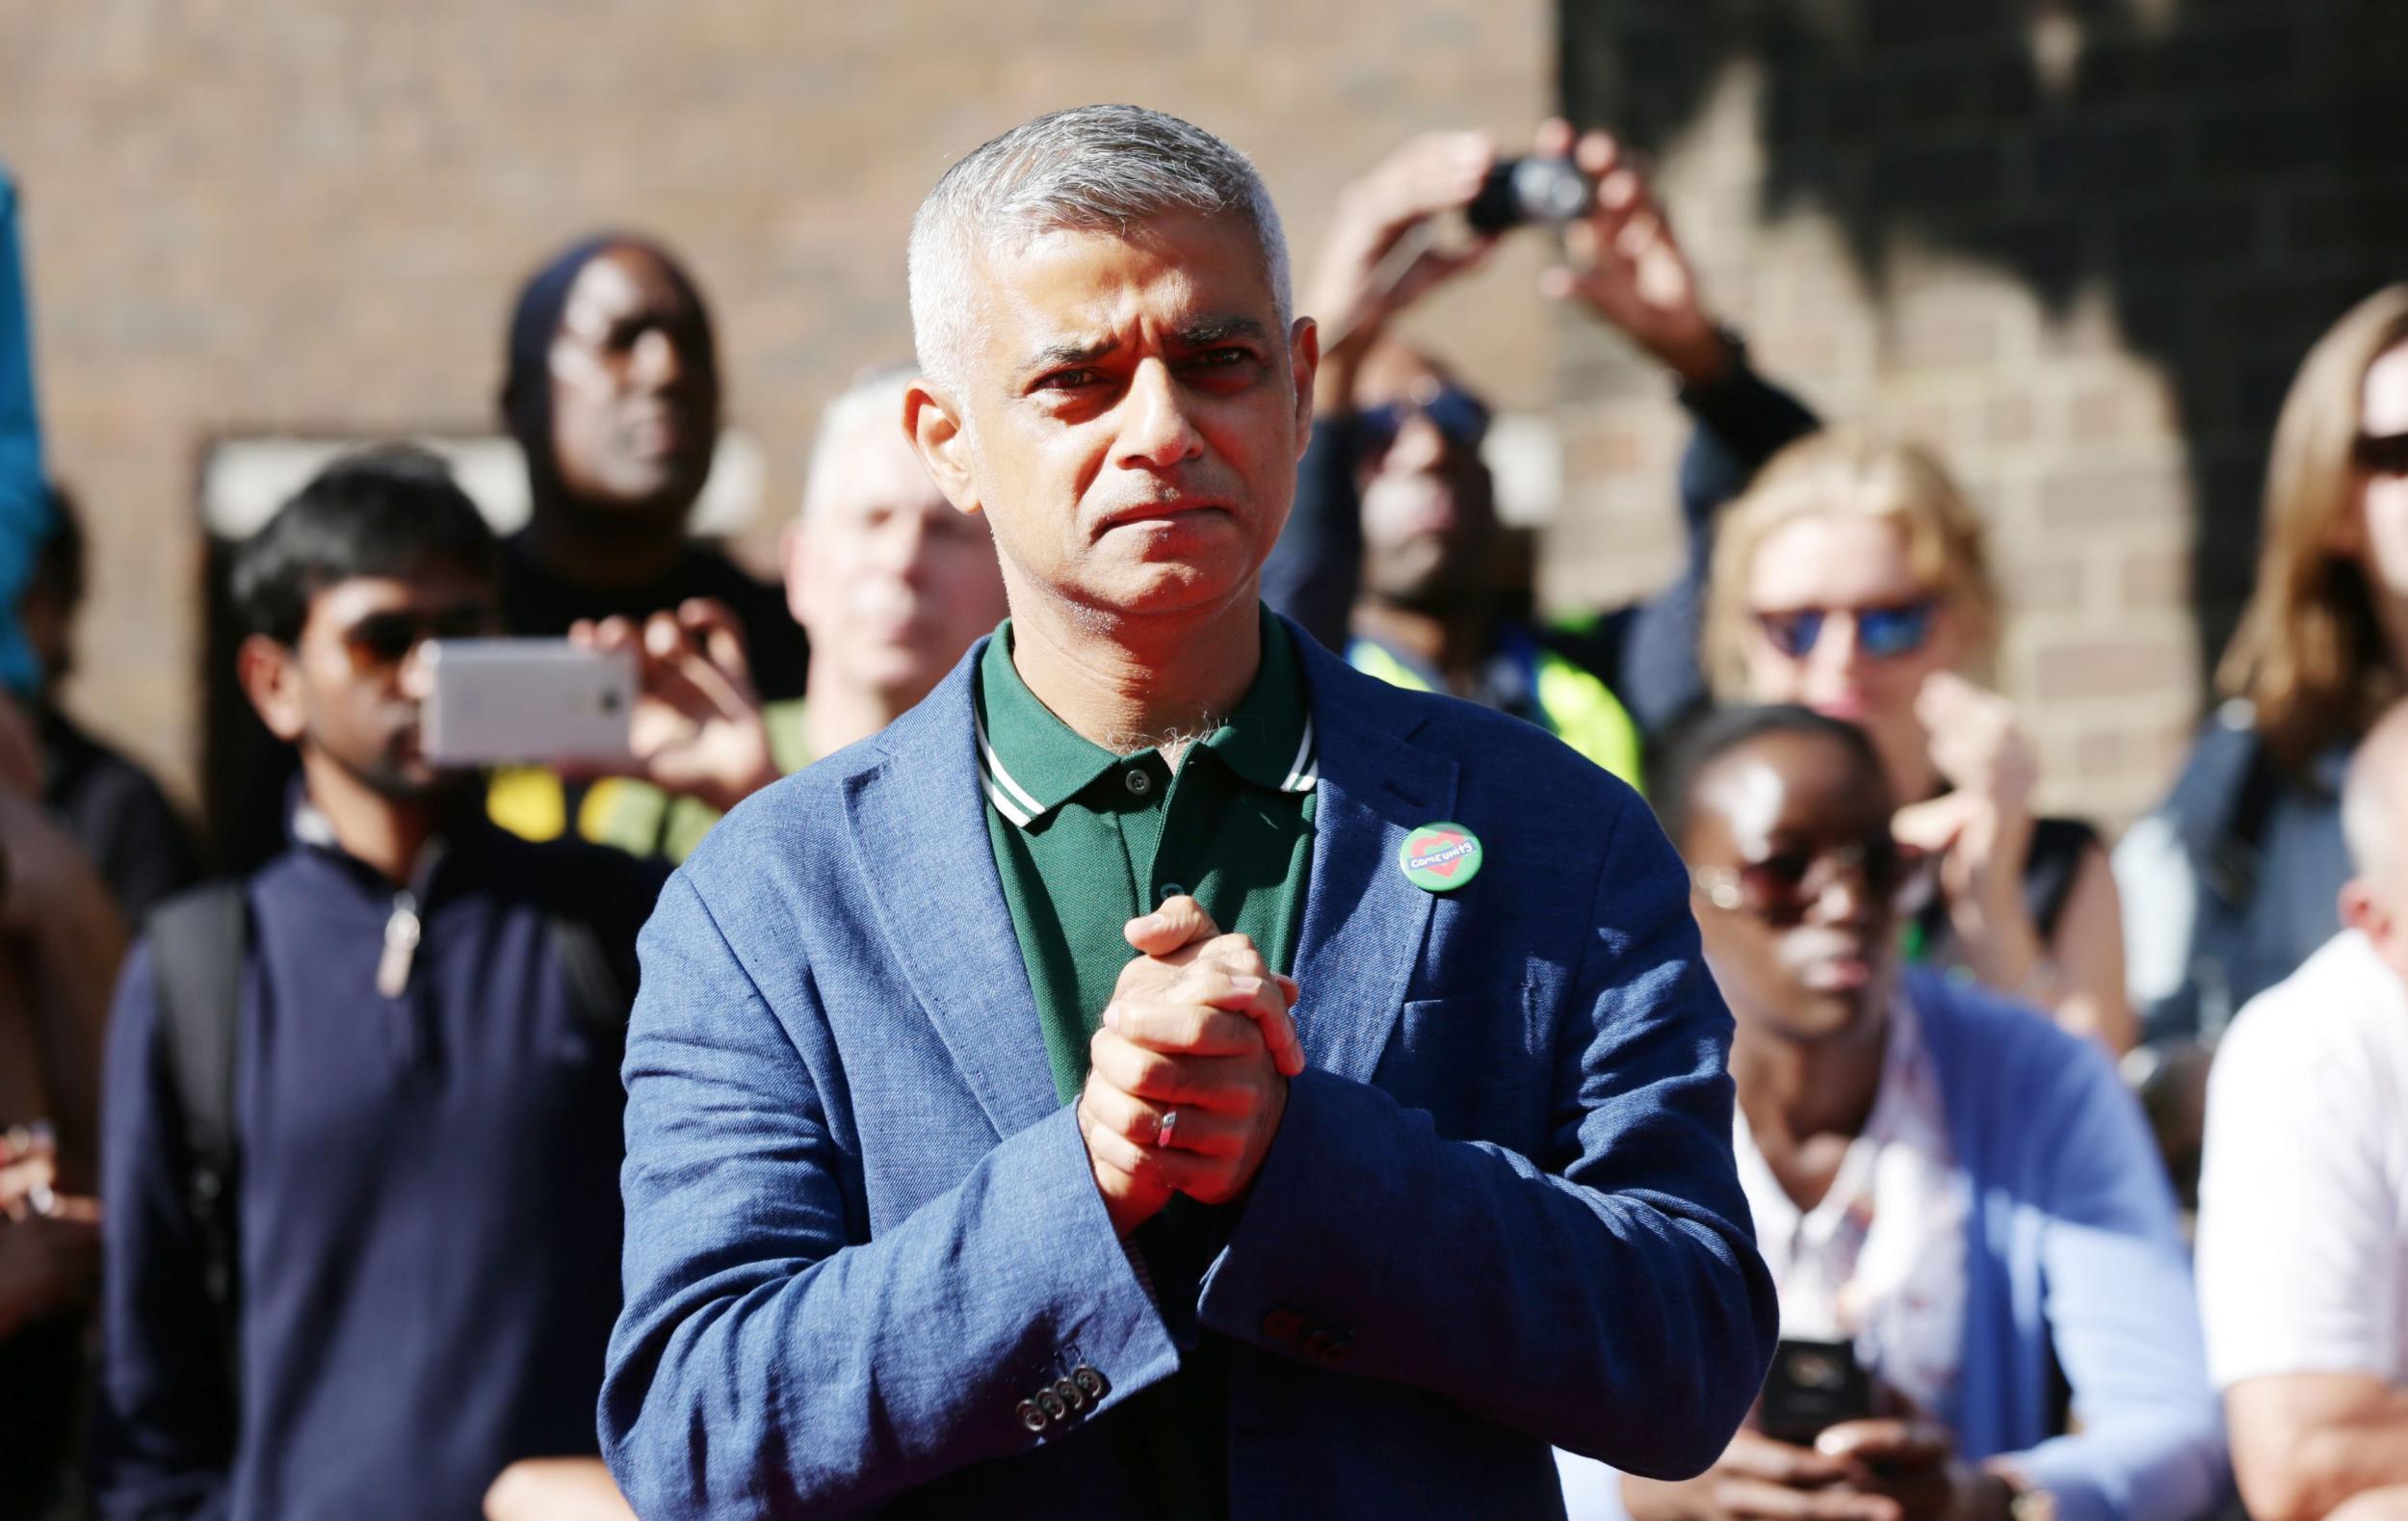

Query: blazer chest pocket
[1388,985,1547,1136]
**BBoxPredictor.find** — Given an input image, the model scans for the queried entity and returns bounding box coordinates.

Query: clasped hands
[1076,896,1305,1239]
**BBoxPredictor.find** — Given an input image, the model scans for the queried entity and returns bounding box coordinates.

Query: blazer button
[1036,1388,1069,1421]
[1072,1364,1110,1401]
[1055,1377,1085,1412]
[1261,1309,1305,1345]
[1016,1400,1048,1432]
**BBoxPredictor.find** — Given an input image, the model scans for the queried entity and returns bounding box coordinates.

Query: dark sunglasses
[1692,836,1908,925]
[1755,598,1940,661]
[1358,385,1492,456]
[2353,432,2408,478]
[336,606,495,672]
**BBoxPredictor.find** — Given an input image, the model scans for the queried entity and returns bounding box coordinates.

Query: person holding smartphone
[92,450,660,1521]
[1584,705,2227,1521]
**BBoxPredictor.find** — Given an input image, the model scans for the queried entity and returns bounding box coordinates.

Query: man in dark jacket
[93,450,663,1521]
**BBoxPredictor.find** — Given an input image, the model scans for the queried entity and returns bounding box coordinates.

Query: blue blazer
[601,622,1778,1519]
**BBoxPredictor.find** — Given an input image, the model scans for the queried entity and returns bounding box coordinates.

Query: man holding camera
[92,451,661,1521]
[486,233,808,862]
[1265,123,1819,779]
[602,104,1774,1519]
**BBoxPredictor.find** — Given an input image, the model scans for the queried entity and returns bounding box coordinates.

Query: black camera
[1465,157,1594,234]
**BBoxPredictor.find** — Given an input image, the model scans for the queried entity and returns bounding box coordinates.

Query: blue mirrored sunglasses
[1755,598,1940,661]
[1358,386,1492,455]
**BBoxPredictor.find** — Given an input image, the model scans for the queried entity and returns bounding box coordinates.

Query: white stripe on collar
[974,710,1044,818]
[1280,715,1320,794]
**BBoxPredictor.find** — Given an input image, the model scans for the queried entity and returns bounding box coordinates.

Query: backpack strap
[146,880,251,1421]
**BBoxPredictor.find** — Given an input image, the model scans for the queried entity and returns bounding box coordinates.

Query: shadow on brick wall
[1561,0,2408,682]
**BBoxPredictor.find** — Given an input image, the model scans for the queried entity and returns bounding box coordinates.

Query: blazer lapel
[843,646,1060,1140]
[1289,634,1459,1087]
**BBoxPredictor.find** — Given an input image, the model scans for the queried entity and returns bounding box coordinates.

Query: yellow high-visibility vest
[1347,636,1644,791]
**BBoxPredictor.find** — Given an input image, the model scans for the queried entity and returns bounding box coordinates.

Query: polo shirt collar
[975,608,1318,829]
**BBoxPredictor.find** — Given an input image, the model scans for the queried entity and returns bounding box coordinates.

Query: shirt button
[1157,881,1184,902]
[1124,768,1153,797]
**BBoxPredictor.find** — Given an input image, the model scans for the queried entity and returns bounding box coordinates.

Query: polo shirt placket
[970,610,1319,1519]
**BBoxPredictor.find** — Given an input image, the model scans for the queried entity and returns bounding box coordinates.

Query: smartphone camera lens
[1465,157,1593,234]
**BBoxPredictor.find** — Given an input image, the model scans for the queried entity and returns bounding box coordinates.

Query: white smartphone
[421,640,636,766]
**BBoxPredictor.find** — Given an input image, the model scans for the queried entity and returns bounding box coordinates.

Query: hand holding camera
[1308,119,1730,406]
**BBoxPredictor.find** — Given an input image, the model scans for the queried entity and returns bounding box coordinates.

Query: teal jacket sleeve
[0,171,54,694]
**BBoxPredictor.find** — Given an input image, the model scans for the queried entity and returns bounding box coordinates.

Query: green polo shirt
[973,608,1317,1516]
[975,611,1319,1104]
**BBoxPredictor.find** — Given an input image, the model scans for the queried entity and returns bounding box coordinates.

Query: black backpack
[144,880,634,1412]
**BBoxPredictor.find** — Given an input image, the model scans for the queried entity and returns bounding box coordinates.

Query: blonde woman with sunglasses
[1704,432,2134,1054]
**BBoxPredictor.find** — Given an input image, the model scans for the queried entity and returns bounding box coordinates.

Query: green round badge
[1400,822,1483,892]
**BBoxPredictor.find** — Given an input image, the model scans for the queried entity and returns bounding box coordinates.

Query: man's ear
[904,379,982,518]
[780,518,814,633]
[236,634,308,746]
[1289,315,1322,461]
[2342,877,2391,944]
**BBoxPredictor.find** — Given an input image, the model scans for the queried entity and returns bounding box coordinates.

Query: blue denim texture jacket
[602,619,1780,1518]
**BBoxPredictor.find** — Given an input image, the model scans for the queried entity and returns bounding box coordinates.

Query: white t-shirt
[2197,929,2408,1389]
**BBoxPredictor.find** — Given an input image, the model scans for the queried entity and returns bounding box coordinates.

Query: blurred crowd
[0,104,2405,1521]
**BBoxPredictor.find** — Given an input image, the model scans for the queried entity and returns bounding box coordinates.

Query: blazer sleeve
[599,870,1184,1520]
[2016,1040,2230,1521]
[89,942,234,1521]
[1192,791,1779,1479]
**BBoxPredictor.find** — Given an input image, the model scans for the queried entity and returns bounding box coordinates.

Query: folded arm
[1193,801,1778,1477]
[599,872,1183,1520]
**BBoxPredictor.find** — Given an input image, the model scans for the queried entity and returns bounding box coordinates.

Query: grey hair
[906,104,1293,394]
[799,361,921,520]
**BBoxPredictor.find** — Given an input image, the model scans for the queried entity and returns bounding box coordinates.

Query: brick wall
[0,1,1561,821]
[1557,0,2408,824]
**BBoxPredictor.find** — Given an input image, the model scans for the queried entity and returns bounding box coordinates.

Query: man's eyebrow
[1176,315,1269,347]
[1021,335,1121,378]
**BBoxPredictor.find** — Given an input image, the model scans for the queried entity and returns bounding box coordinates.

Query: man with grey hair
[2197,698,2408,1521]
[770,363,1009,769]
[603,104,1774,1518]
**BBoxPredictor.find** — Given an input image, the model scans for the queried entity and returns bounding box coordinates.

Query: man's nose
[630,326,690,391]
[1115,359,1205,471]
[875,512,934,585]
[1389,413,1449,474]
[396,641,437,701]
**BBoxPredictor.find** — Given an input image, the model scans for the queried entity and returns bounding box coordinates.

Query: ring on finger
[1155,1107,1181,1150]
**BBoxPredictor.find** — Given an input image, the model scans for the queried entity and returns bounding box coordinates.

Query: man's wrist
[1660,320,1739,392]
